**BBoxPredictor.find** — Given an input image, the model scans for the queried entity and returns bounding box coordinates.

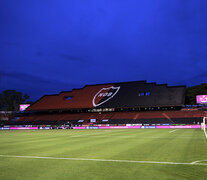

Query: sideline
[169,129,178,133]
[0,155,207,166]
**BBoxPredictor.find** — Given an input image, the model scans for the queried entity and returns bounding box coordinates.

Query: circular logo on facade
[92,86,120,107]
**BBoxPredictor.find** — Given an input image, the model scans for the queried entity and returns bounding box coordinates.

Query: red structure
[6,81,205,126]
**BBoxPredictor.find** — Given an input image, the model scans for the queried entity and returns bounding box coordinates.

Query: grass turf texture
[0,129,206,180]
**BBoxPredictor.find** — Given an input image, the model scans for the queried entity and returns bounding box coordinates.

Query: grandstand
[0,111,15,127]
[5,80,205,127]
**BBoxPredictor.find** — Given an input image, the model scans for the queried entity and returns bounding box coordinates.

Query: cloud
[173,73,207,86]
[0,71,67,85]
[0,71,83,100]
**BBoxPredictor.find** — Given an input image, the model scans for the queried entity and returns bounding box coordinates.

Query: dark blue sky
[1,0,207,101]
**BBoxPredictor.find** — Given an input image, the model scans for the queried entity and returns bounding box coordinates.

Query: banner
[10,127,38,130]
[73,125,201,129]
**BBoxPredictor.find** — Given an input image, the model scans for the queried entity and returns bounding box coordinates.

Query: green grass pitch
[0,129,207,180]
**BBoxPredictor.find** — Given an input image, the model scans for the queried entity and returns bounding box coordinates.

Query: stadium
[2,80,206,128]
[0,80,207,180]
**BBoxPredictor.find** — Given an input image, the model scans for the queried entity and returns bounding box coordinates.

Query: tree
[0,90,30,111]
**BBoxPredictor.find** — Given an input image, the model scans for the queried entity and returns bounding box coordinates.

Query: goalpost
[201,116,207,139]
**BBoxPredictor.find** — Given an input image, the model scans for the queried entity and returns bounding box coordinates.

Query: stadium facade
[28,80,186,110]
[3,80,205,127]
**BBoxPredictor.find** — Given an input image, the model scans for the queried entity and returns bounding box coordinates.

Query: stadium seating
[11,110,204,126]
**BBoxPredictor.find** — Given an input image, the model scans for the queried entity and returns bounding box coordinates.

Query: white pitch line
[191,160,207,164]
[0,155,207,166]
[71,135,136,138]
[169,129,178,133]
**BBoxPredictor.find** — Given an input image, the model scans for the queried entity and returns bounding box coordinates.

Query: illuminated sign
[19,104,30,111]
[78,120,84,122]
[196,95,207,104]
[92,86,120,107]
[90,119,96,123]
